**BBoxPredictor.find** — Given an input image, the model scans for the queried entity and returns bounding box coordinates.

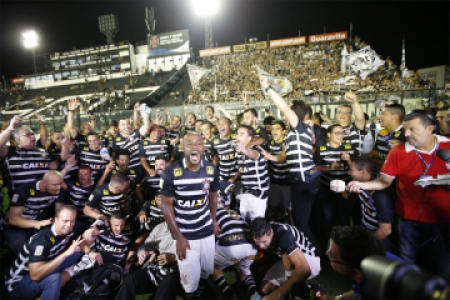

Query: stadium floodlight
[22,30,38,74]
[192,0,220,16]
[98,14,119,45]
[192,0,220,49]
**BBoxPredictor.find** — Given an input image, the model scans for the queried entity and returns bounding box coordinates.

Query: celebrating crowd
[0,76,449,300]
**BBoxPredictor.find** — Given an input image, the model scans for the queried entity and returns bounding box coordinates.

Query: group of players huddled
[1,76,449,300]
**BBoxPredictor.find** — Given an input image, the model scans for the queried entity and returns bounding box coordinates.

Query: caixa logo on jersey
[23,162,49,169]
[104,245,123,253]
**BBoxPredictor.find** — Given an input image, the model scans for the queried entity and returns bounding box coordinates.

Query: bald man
[4,170,66,254]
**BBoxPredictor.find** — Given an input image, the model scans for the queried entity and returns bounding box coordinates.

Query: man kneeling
[250,218,321,300]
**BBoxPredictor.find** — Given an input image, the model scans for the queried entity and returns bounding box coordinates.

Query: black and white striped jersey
[160,158,220,240]
[313,143,356,184]
[268,139,290,185]
[203,138,215,162]
[5,225,75,292]
[7,181,65,222]
[4,146,51,192]
[355,189,395,232]
[216,209,252,246]
[211,134,238,180]
[141,199,165,232]
[285,122,319,182]
[86,184,132,219]
[74,146,109,184]
[270,222,316,257]
[112,130,142,169]
[236,146,269,201]
[65,180,96,219]
[105,168,141,187]
[90,220,132,265]
[254,125,268,142]
[342,124,362,156]
[374,126,406,160]
[141,174,161,191]
[74,133,88,147]
[166,130,180,140]
[139,139,170,167]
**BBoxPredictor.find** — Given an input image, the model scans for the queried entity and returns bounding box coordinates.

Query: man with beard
[0,116,54,194]
[242,92,268,145]
[61,159,96,236]
[141,155,168,200]
[348,110,450,281]
[4,170,66,254]
[166,115,183,141]
[5,205,86,300]
[61,131,110,185]
[140,124,171,176]
[160,132,220,299]
[182,113,198,133]
[436,107,450,136]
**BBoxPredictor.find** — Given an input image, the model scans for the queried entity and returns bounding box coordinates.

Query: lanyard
[413,142,439,175]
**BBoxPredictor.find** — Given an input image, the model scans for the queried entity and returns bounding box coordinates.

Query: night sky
[1,0,449,79]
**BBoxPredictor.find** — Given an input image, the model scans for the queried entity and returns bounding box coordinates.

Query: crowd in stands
[187,37,437,105]
[0,62,449,299]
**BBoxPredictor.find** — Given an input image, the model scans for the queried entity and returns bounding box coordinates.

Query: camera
[361,255,450,300]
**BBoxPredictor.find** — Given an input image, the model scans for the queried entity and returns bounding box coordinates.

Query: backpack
[61,264,123,300]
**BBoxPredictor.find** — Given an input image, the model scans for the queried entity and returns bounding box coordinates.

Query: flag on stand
[254,65,293,96]
[187,64,211,89]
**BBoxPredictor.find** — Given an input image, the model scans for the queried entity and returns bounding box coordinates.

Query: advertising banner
[148,29,190,57]
[308,31,348,43]
[233,41,267,53]
[199,46,231,57]
[270,36,306,48]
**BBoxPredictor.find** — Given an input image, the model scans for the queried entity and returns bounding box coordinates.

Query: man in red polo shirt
[348,110,450,281]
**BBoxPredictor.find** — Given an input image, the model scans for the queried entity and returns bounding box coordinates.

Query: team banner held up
[187,64,211,90]
[253,65,293,96]
[344,45,385,80]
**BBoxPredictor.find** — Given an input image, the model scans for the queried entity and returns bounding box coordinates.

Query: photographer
[321,226,386,300]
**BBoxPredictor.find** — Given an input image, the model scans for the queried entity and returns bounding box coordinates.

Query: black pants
[115,267,181,300]
[290,176,320,241]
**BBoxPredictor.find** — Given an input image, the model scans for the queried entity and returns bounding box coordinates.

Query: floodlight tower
[98,14,119,45]
[145,7,156,44]
[192,0,220,49]
[22,30,38,74]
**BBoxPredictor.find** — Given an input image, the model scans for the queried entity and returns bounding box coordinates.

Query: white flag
[344,46,385,80]
[254,65,293,96]
[187,64,211,89]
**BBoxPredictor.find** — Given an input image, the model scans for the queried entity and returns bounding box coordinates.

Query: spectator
[348,110,450,281]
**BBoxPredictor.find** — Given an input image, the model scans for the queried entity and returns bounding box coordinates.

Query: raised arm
[67,99,80,139]
[35,113,49,147]
[260,77,299,128]
[0,115,22,157]
[344,92,366,131]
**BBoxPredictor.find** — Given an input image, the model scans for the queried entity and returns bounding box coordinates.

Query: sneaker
[223,183,235,195]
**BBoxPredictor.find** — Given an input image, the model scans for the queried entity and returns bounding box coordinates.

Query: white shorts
[263,251,321,285]
[239,193,267,221]
[268,183,291,209]
[176,235,215,293]
[214,242,258,276]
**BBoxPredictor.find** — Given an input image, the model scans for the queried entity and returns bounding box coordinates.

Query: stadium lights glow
[192,0,220,16]
[22,30,38,48]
